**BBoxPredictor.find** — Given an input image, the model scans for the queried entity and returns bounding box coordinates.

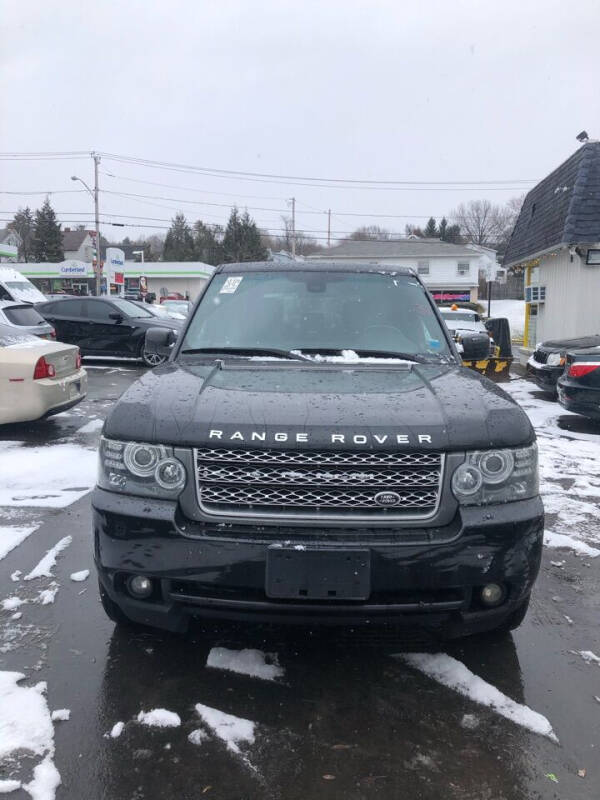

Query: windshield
[2,305,47,326]
[111,298,154,318]
[1,280,46,303]
[440,311,479,323]
[181,271,453,360]
[164,301,190,314]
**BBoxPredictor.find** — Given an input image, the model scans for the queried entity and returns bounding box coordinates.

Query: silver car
[0,300,56,341]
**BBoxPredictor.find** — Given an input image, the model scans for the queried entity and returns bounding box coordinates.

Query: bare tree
[449,199,513,246]
[347,225,392,241]
[273,216,322,256]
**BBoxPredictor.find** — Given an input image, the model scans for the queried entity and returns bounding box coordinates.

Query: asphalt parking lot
[1,363,599,800]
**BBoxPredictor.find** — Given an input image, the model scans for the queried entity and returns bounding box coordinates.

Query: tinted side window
[86,301,116,321]
[44,300,85,316]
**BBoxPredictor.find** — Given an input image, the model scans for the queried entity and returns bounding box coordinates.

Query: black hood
[104,361,534,451]
[541,334,600,351]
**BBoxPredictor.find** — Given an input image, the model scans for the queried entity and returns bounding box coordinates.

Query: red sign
[113,272,124,285]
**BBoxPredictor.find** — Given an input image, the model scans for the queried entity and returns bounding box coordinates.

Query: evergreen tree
[32,199,64,262]
[222,207,268,263]
[193,220,224,265]
[424,217,438,238]
[11,207,34,262]
[438,217,448,241]
[163,213,195,260]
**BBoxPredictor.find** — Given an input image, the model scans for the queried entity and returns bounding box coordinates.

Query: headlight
[546,352,565,367]
[98,437,186,498]
[451,443,538,506]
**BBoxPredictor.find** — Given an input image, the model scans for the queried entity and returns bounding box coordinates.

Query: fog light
[480,583,505,607]
[127,575,153,598]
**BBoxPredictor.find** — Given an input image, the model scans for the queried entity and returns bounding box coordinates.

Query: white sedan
[0,323,87,424]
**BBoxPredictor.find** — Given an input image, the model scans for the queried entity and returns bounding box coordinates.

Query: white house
[307,238,489,302]
[62,228,96,262]
[503,141,600,359]
[0,228,21,262]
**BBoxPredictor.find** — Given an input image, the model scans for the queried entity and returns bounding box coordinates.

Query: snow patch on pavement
[69,570,89,582]
[109,721,124,739]
[576,650,600,666]
[188,729,208,745]
[1,597,27,612]
[0,526,38,562]
[504,379,600,554]
[0,778,22,793]
[24,537,72,580]
[37,584,59,606]
[195,703,255,755]
[50,709,70,722]
[77,419,104,434]
[398,653,558,742]
[206,647,284,681]
[0,442,97,508]
[0,672,60,798]
[136,709,181,728]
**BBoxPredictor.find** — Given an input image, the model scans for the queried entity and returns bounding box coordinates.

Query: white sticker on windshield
[220,276,243,294]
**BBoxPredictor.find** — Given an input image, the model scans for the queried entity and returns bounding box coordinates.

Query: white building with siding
[307,238,492,303]
[503,141,600,357]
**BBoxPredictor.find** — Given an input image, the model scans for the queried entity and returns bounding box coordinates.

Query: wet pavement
[1,364,599,799]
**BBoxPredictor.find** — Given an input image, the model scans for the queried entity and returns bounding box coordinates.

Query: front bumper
[93,488,544,638]
[526,359,562,392]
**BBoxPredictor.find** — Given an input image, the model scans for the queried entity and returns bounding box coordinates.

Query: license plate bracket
[266,547,371,600]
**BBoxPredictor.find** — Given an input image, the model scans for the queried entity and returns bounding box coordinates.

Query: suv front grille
[533,349,548,364]
[194,447,443,520]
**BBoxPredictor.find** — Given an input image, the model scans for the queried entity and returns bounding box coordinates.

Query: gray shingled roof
[307,238,478,259]
[62,229,91,251]
[504,141,600,267]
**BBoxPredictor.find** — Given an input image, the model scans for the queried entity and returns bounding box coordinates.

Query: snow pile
[24,537,72,580]
[0,779,22,793]
[487,299,525,339]
[136,709,181,728]
[0,525,38,561]
[69,570,89,582]
[0,442,97,508]
[194,703,255,755]
[0,672,60,798]
[505,379,600,556]
[109,721,124,739]
[292,349,413,365]
[37,584,59,606]
[188,729,208,745]
[399,653,558,742]
[206,647,284,681]
[576,650,600,666]
[1,596,26,612]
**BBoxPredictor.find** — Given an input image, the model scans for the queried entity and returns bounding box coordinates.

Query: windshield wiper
[296,347,429,363]
[180,346,311,361]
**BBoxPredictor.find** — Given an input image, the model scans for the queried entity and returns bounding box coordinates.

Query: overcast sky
[1,0,599,245]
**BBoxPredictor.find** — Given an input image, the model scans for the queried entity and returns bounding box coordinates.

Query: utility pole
[93,152,101,296]
[327,209,331,248]
[290,197,296,259]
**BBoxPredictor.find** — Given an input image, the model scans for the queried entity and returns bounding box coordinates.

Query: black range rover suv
[92,262,543,639]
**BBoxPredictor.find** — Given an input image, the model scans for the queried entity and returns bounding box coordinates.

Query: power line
[99,151,537,188]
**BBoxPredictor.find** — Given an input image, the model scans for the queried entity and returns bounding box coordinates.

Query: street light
[71,152,101,295]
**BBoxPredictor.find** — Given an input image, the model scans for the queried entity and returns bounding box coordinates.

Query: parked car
[161,299,191,317]
[93,262,542,638]
[0,323,87,424]
[527,334,600,394]
[36,296,182,367]
[439,306,495,357]
[0,301,56,341]
[0,266,47,304]
[132,300,186,321]
[557,349,600,420]
[159,292,185,303]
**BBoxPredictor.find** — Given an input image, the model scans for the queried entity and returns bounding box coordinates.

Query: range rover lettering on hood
[209,429,433,445]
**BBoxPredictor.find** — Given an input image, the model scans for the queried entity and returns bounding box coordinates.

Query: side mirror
[145,327,177,356]
[109,312,123,322]
[460,332,491,361]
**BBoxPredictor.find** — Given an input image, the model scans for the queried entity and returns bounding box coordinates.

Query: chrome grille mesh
[195,447,443,520]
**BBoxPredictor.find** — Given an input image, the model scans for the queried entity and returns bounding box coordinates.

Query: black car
[557,349,600,420]
[36,296,182,367]
[92,262,542,640]
[527,334,600,394]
